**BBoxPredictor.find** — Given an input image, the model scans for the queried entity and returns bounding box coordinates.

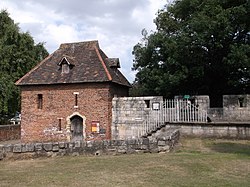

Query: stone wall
[0,125,21,141]
[0,129,180,160]
[166,122,250,139]
[112,96,163,140]
[222,95,250,121]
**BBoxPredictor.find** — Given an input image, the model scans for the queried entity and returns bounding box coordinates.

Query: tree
[0,10,48,124]
[132,0,250,106]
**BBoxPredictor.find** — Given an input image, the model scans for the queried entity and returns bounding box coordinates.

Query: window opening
[62,63,70,74]
[238,97,245,108]
[74,92,79,108]
[38,94,43,109]
[144,100,150,108]
[58,118,62,131]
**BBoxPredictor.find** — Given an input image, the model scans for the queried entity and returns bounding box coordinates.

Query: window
[144,100,150,108]
[238,97,246,108]
[37,94,43,109]
[62,63,70,74]
[74,92,79,108]
[58,118,62,131]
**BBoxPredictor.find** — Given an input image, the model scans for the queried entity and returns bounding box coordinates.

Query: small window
[144,100,150,108]
[38,94,43,109]
[62,63,70,74]
[238,97,246,108]
[74,92,79,108]
[58,118,62,131]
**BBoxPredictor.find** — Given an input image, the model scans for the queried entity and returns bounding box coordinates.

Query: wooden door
[71,115,83,141]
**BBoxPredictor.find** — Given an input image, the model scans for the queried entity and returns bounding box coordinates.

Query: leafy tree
[132,0,250,106]
[0,10,48,124]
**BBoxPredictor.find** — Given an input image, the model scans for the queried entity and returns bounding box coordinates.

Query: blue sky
[1,0,170,82]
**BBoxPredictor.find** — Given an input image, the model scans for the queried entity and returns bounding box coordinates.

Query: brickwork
[0,125,21,141]
[20,83,128,143]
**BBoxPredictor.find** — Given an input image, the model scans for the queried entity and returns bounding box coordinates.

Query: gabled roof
[16,40,131,87]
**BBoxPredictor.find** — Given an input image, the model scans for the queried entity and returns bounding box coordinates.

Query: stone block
[86,141,93,147]
[4,144,13,152]
[158,145,170,152]
[13,144,22,153]
[58,149,67,156]
[103,140,111,147]
[117,148,127,154]
[35,143,43,151]
[52,143,59,152]
[158,140,166,146]
[126,139,136,145]
[74,141,82,148]
[26,144,35,152]
[43,143,53,151]
[21,144,27,152]
[72,152,80,156]
[142,138,149,145]
[140,144,148,150]
[59,142,65,148]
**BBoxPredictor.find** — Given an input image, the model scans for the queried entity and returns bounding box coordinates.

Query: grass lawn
[0,138,249,187]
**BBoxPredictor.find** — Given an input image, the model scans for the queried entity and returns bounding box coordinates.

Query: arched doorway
[66,112,86,142]
[70,115,83,141]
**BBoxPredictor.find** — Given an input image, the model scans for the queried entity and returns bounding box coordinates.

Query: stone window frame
[66,112,86,141]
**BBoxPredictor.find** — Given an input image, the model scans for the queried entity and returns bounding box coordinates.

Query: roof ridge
[60,40,99,49]
[94,46,112,81]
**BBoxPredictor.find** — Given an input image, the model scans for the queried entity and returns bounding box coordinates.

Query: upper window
[58,56,74,74]
[62,63,70,74]
[37,94,43,109]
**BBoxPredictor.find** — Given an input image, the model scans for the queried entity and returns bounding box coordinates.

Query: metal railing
[140,99,208,137]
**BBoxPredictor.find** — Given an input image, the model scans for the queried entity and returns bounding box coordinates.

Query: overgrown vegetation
[0,138,249,187]
[0,10,48,124]
[132,0,250,106]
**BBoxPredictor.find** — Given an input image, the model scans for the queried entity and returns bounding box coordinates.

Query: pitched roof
[16,40,131,87]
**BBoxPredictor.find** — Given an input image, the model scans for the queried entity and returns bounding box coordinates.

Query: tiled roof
[16,40,131,87]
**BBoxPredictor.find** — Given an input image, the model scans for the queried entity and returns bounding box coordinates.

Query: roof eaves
[15,52,55,86]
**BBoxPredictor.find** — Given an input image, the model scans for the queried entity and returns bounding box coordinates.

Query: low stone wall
[166,123,250,139]
[0,124,21,141]
[0,129,180,160]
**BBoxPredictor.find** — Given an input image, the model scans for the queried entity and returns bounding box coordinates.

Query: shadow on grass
[209,142,250,156]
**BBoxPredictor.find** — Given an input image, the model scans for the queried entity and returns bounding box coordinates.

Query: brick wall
[20,82,128,143]
[0,125,21,141]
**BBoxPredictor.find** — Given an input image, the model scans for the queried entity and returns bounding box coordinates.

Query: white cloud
[1,0,166,82]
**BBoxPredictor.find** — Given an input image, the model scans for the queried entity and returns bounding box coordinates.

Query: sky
[1,0,171,83]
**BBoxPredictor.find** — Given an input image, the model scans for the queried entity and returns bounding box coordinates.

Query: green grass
[0,138,249,187]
